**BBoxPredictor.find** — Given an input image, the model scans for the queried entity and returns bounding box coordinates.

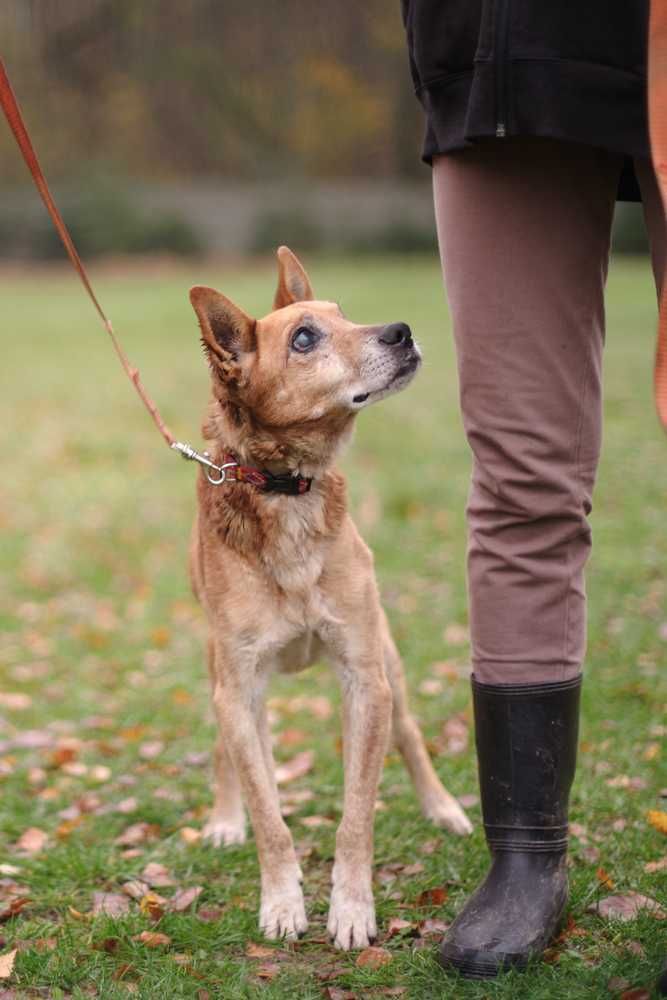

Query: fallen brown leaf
[168,887,203,913]
[589,891,666,922]
[15,828,47,854]
[197,905,225,922]
[115,822,159,847]
[596,867,615,890]
[0,949,16,979]
[607,978,631,994]
[355,946,392,969]
[418,918,450,937]
[91,892,130,918]
[436,714,469,756]
[386,917,415,938]
[245,942,276,959]
[417,887,448,907]
[250,961,279,983]
[179,827,201,844]
[0,898,30,923]
[141,863,175,887]
[300,815,334,828]
[619,990,651,1000]
[647,810,667,835]
[139,892,166,921]
[122,880,150,901]
[644,856,667,873]
[274,750,315,785]
[401,862,425,877]
[133,930,171,947]
[139,741,164,760]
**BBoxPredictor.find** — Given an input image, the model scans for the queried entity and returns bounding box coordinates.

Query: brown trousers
[433,139,665,684]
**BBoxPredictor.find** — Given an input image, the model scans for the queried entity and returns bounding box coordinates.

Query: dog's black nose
[379,322,413,347]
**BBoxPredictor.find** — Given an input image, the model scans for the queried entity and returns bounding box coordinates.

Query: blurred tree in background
[0,1,648,256]
[0,0,421,183]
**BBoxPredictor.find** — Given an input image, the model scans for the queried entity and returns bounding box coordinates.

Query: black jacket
[401,0,650,200]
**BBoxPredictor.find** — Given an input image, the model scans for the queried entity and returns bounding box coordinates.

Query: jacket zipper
[494,0,511,137]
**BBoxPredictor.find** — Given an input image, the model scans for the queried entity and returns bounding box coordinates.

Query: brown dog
[188,247,472,950]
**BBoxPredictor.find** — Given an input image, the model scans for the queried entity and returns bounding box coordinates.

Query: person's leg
[635,157,666,297]
[434,138,622,685]
[431,137,623,977]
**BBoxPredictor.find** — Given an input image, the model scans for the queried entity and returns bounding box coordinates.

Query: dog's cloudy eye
[291,327,318,353]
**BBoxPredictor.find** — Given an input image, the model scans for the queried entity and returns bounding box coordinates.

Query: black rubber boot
[439,675,581,979]
[657,958,667,995]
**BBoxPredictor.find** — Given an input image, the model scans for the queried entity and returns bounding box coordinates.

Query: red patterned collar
[218,451,312,496]
[173,441,312,494]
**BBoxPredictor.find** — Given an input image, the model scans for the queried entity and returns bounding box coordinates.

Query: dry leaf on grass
[0,950,17,979]
[443,623,469,646]
[91,893,130,917]
[141,863,175,887]
[168,887,203,913]
[618,990,651,1000]
[245,942,276,959]
[15,828,47,854]
[386,917,415,938]
[596,867,615,889]
[139,741,164,760]
[115,822,159,847]
[436,715,469,756]
[122,880,150,901]
[589,891,666,921]
[356,946,392,969]
[133,930,171,947]
[274,750,314,785]
[255,962,282,980]
[647,810,667,835]
[139,892,167,921]
[0,897,30,923]
[418,918,450,937]
[197,905,225,922]
[644,856,667,873]
[300,815,334,828]
[417,887,448,907]
[179,827,201,844]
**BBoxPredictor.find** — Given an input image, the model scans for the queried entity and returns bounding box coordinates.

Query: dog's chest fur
[192,468,350,671]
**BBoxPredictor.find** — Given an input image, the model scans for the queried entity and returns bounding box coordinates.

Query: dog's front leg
[328,650,392,950]
[212,654,307,941]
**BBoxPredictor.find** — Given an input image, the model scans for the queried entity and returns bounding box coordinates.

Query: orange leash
[648,0,667,433]
[0,58,175,447]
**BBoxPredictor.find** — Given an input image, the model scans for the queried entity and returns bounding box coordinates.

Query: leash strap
[649,0,667,433]
[0,58,175,447]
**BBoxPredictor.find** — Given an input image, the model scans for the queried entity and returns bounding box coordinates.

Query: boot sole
[437,910,566,980]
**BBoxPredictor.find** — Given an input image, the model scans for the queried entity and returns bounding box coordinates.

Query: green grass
[0,254,665,999]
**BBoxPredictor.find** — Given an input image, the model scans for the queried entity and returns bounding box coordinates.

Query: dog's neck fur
[199,393,350,576]
[202,392,354,481]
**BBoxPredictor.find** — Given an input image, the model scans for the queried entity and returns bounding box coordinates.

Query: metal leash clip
[171,441,238,485]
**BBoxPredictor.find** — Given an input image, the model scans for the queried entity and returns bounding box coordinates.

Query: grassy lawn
[0,253,665,999]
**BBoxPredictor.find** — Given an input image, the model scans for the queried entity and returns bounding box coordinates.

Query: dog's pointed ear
[189,286,256,381]
[273,245,315,309]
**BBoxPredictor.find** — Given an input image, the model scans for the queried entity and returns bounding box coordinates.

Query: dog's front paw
[422,793,473,836]
[327,884,377,950]
[260,880,308,941]
[202,814,247,847]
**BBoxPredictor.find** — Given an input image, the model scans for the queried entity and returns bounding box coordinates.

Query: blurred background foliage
[0,0,650,258]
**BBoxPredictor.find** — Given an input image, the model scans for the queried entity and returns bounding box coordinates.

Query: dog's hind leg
[202,637,247,847]
[212,642,307,942]
[381,612,473,836]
